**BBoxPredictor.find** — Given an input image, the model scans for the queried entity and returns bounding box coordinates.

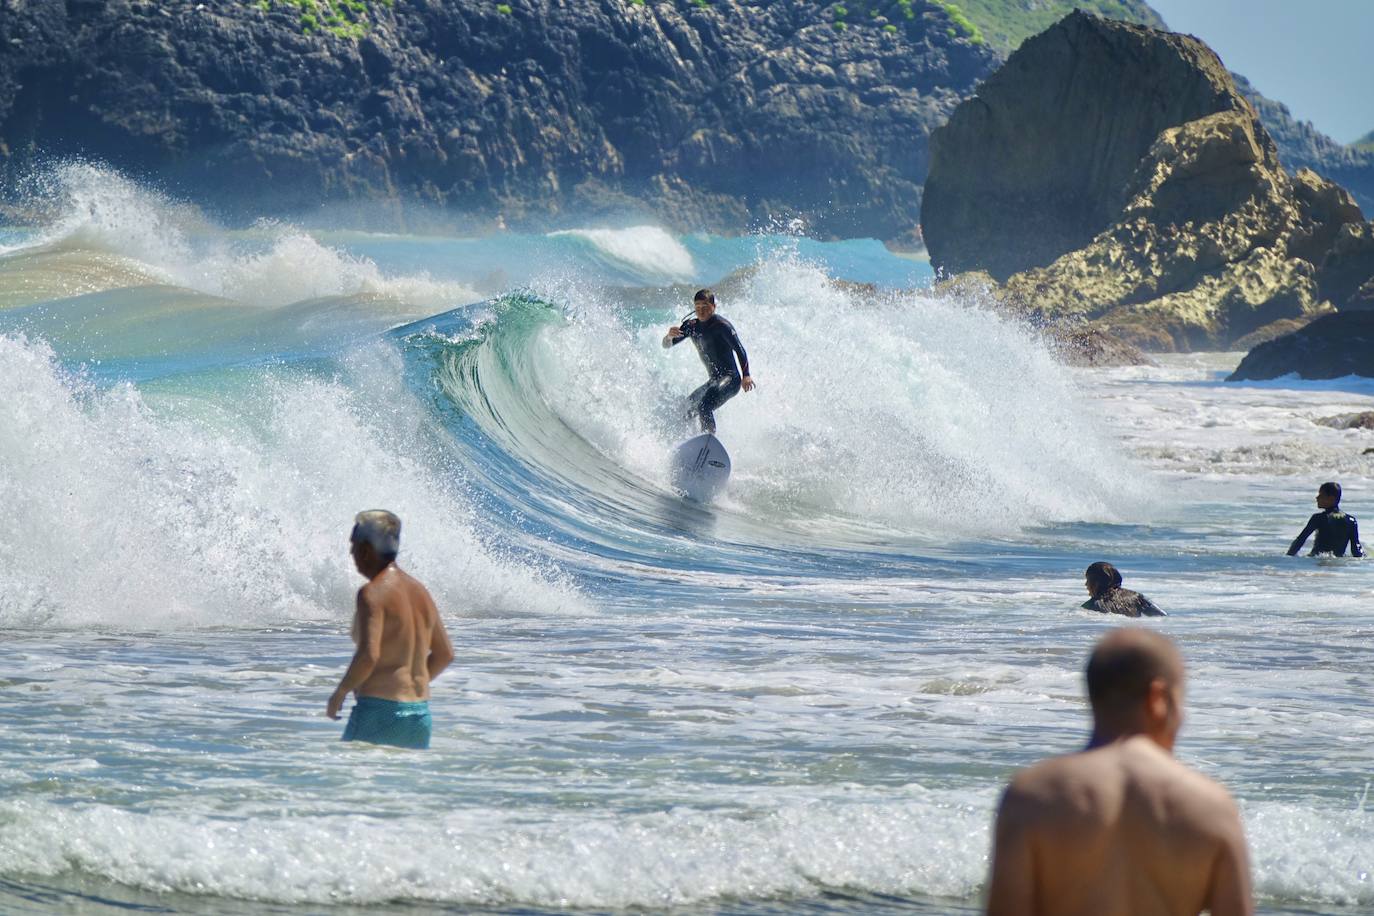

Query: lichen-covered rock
[1228,311,1374,380]
[1317,222,1374,310]
[0,0,995,237]
[921,12,1372,350]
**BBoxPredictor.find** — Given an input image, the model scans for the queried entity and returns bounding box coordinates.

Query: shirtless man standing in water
[325,510,454,749]
[986,629,1252,916]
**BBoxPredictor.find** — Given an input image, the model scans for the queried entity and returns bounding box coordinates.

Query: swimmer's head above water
[350,509,401,573]
[1317,481,1341,509]
[1084,561,1123,599]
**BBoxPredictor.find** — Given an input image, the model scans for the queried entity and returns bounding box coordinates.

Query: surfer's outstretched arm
[1287,514,1319,555]
[1350,517,1363,557]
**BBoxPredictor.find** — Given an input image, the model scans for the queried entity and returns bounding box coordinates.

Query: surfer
[1082,561,1166,617]
[986,628,1253,916]
[1287,482,1363,557]
[662,288,754,434]
[326,510,455,749]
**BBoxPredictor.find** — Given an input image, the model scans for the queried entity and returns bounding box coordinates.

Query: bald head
[1086,628,1184,723]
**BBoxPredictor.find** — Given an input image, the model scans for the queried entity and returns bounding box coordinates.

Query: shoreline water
[0,172,1371,914]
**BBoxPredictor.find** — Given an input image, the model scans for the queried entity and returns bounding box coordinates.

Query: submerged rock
[1048,327,1155,369]
[921,12,1374,351]
[1316,412,1374,430]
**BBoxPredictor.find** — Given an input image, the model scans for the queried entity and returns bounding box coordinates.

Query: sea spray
[0,335,585,628]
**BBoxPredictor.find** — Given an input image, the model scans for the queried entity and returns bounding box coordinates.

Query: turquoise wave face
[378,277,1155,590]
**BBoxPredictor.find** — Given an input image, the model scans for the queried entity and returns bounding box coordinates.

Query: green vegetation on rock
[945,0,1163,56]
[819,0,984,45]
[930,2,984,44]
[259,0,393,38]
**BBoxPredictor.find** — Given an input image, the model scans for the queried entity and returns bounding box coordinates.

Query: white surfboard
[670,433,731,502]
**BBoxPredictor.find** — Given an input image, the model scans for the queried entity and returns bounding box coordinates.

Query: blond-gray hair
[351,510,401,558]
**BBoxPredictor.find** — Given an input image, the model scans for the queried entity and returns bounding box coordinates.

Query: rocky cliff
[0,0,993,237]
[1234,74,1374,217]
[920,12,1374,351]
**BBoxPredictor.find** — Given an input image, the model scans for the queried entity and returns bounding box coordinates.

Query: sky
[1148,0,1373,144]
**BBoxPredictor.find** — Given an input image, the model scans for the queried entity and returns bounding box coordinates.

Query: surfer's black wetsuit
[1288,507,1364,557]
[1082,588,1166,618]
[668,315,751,434]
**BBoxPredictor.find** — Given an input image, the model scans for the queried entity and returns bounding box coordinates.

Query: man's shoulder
[1008,741,1236,812]
[1119,741,1239,815]
[1004,748,1103,800]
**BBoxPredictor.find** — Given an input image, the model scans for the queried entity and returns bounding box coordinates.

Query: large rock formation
[1228,312,1374,380]
[0,0,994,237]
[921,12,1374,350]
[921,11,1250,281]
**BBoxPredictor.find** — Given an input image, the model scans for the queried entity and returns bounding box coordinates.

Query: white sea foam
[13,163,478,309]
[0,335,585,627]
[550,226,697,282]
[0,791,991,907]
[0,792,1368,908]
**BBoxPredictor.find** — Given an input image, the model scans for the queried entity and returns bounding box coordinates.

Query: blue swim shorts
[342,696,432,749]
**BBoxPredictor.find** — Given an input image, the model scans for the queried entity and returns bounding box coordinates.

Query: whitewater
[0,164,1371,915]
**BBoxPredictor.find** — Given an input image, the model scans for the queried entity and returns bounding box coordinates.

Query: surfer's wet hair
[693,288,716,306]
[1320,481,1341,503]
[351,510,401,562]
[1084,561,1122,597]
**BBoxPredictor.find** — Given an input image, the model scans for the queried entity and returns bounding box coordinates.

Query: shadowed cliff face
[0,0,994,237]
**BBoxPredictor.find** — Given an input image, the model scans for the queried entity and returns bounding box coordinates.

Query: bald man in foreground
[986,629,1253,916]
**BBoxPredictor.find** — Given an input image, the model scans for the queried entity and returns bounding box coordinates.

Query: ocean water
[0,163,1371,915]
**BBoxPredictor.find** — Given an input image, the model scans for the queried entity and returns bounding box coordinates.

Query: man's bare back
[988,736,1251,916]
[986,629,1252,916]
[326,511,454,749]
[351,566,448,702]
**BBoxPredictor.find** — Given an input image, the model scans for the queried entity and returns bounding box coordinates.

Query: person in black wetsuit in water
[1288,482,1363,557]
[1081,561,1166,618]
[661,288,754,434]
